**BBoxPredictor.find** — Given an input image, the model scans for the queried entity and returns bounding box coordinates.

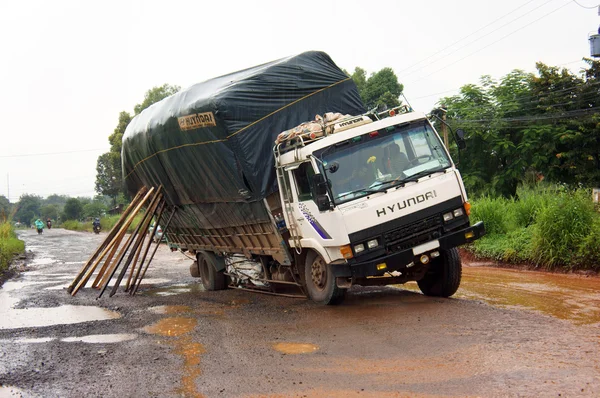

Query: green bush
[470,196,510,235]
[530,190,595,269]
[61,213,144,234]
[0,222,25,273]
[469,186,600,271]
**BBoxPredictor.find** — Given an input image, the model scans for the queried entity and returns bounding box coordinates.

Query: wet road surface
[0,228,599,397]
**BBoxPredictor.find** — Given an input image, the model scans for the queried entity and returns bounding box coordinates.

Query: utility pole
[440,106,449,149]
[6,173,9,203]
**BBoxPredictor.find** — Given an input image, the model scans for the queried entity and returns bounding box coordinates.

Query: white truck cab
[273,107,485,304]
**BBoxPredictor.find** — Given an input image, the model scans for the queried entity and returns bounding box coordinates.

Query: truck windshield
[317,121,451,205]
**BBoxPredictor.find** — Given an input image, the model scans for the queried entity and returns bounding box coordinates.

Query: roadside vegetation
[61,214,143,233]
[0,221,25,275]
[469,185,600,271]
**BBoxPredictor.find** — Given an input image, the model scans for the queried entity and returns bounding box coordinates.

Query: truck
[122,51,485,304]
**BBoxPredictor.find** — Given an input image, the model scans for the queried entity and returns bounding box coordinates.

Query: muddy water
[273,342,319,354]
[144,314,205,397]
[400,265,600,325]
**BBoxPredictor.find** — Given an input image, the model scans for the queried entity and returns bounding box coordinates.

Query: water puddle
[15,337,55,344]
[0,280,121,330]
[148,305,192,315]
[273,342,319,354]
[30,257,57,266]
[144,317,205,397]
[0,305,120,330]
[61,333,137,344]
[173,337,206,398]
[143,284,204,297]
[0,385,26,397]
[143,317,197,337]
[398,266,600,325]
[0,337,56,344]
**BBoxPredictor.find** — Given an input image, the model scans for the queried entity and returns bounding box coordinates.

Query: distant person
[34,219,44,235]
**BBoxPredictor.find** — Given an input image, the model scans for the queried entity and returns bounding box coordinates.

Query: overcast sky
[0,0,597,202]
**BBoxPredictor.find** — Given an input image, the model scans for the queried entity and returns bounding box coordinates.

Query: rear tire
[417,247,461,297]
[198,253,227,291]
[304,251,346,305]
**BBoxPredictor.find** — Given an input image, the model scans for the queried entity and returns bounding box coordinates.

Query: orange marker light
[340,245,354,259]
[464,202,471,216]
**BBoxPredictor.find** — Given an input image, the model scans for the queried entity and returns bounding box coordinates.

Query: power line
[398,0,539,75]
[449,106,600,123]
[571,0,600,9]
[0,148,108,159]
[409,1,573,84]
[408,58,589,101]
[402,0,559,79]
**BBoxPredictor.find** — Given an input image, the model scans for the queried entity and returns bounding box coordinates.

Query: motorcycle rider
[46,218,52,229]
[92,217,101,233]
[34,218,44,234]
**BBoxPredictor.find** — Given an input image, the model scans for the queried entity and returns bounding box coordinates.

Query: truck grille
[383,214,442,253]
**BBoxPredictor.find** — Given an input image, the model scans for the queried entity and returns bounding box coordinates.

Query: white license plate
[412,240,440,256]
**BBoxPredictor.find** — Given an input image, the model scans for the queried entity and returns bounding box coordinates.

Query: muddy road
[1,228,599,397]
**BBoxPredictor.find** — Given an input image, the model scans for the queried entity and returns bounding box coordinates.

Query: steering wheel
[408,154,434,165]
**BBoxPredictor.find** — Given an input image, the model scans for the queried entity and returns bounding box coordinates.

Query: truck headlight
[354,244,365,253]
[367,239,379,249]
[443,212,454,222]
[453,208,464,217]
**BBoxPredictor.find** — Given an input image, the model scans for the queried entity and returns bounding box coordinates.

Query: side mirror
[312,174,328,196]
[316,195,331,212]
[455,129,467,150]
[312,174,332,211]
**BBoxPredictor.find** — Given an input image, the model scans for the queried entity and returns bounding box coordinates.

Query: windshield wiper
[400,167,447,184]
[336,188,383,200]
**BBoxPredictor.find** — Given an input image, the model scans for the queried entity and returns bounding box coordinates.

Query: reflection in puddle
[154,289,191,296]
[143,317,197,337]
[0,337,56,344]
[0,305,120,330]
[61,333,137,344]
[143,284,204,297]
[0,385,26,397]
[273,342,319,354]
[148,305,192,315]
[0,280,120,330]
[398,266,600,325]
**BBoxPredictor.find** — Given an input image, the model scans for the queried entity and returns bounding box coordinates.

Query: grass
[61,214,144,233]
[468,185,600,271]
[0,222,25,274]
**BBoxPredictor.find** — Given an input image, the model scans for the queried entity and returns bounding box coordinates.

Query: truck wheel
[304,251,346,305]
[198,253,227,291]
[417,247,461,298]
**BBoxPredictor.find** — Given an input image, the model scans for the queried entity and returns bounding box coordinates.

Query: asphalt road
[1,228,599,397]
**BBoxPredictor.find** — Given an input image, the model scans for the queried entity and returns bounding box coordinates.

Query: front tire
[304,251,346,305]
[417,247,461,297]
[198,253,227,291]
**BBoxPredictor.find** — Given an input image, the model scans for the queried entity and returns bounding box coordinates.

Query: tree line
[93,59,599,203]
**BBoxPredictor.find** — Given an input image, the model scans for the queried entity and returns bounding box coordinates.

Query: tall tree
[349,67,404,110]
[62,198,83,221]
[95,84,180,201]
[0,195,10,221]
[14,194,42,224]
[441,59,600,197]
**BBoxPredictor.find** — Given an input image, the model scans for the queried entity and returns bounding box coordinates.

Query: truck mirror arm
[428,113,466,151]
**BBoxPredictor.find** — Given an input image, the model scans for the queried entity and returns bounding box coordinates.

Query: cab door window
[293,162,316,202]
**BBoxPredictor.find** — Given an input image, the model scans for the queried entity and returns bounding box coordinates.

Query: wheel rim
[310,256,327,291]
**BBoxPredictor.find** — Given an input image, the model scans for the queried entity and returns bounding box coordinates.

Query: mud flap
[189,261,200,278]
[336,277,352,289]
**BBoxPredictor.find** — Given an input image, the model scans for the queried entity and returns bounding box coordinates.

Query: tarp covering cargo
[122,51,364,231]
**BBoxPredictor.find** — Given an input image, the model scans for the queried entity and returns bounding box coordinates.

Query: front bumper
[331,221,485,278]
